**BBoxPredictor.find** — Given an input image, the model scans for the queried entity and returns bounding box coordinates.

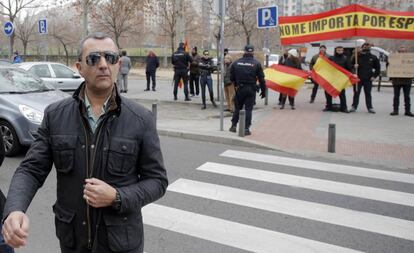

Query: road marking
[221,150,414,184]
[143,204,363,253]
[197,162,414,207]
[168,179,414,241]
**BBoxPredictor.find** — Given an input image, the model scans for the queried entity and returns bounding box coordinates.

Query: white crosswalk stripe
[168,178,414,241]
[197,162,414,207]
[144,150,414,252]
[143,204,364,253]
[221,150,414,184]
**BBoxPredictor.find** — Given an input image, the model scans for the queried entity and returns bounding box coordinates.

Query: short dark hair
[224,48,229,53]
[122,50,127,56]
[319,45,327,49]
[77,32,116,61]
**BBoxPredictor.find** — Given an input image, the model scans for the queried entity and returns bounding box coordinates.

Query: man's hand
[370,77,375,81]
[84,178,117,208]
[260,90,266,99]
[2,211,30,248]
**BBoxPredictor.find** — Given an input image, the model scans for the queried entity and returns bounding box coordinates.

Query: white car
[16,62,84,91]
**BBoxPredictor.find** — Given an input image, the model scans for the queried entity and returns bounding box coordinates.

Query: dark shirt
[329,54,351,71]
[172,49,192,70]
[352,51,380,80]
[146,55,160,72]
[199,57,214,76]
[190,54,201,75]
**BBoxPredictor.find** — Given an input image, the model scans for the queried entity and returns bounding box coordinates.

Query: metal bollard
[238,110,246,137]
[328,123,336,153]
[152,103,157,128]
[264,87,269,106]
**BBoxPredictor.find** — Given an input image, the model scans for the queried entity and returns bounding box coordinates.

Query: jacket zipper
[81,119,92,249]
[83,114,112,250]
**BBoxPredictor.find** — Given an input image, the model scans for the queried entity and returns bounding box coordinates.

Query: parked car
[16,62,84,91]
[0,66,70,156]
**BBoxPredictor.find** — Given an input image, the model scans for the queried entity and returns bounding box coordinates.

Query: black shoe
[229,125,236,133]
[190,94,195,97]
[280,105,285,109]
[341,109,350,113]
[144,88,150,91]
[322,107,332,112]
[244,129,251,136]
[390,111,398,116]
[291,105,295,110]
[174,96,177,101]
[152,88,156,91]
[185,97,191,101]
[201,105,206,110]
[368,108,376,114]
[212,101,217,107]
[405,112,414,117]
[310,98,315,103]
[349,107,357,112]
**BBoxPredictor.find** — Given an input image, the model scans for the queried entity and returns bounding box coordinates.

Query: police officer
[229,45,266,136]
[172,42,192,101]
[350,42,380,113]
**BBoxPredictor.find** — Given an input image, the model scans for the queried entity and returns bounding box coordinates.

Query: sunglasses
[85,51,119,66]
[204,53,209,56]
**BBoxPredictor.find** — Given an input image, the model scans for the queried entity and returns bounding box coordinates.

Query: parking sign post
[39,19,48,61]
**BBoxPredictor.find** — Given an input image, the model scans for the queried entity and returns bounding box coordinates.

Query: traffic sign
[3,22,14,37]
[257,6,278,29]
[38,19,47,34]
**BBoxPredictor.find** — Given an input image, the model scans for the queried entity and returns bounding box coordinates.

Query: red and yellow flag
[264,65,309,97]
[310,54,359,97]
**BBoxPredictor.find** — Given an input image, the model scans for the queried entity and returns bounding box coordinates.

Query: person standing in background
[119,50,131,93]
[390,46,414,117]
[199,50,217,109]
[145,51,160,91]
[223,48,235,112]
[309,45,327,103]
[172,42,192,101]
[189,47,201,97]
[280,49,302,110]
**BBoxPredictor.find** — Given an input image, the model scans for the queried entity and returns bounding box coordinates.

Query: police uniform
[229,45,266,136]
[172,43,192,101]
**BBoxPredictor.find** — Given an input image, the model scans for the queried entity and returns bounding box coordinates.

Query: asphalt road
[1,136,414,252]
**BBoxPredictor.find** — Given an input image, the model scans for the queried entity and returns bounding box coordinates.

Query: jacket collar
[73,82,121,117]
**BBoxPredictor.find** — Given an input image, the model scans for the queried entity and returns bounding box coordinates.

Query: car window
[29,65,52,78]
[0,68,54,93]
[51,64,74,78]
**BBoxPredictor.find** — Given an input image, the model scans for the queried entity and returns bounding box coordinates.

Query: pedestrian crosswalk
[143,149,414,253]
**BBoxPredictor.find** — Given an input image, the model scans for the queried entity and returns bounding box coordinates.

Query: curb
[157,128,278,151]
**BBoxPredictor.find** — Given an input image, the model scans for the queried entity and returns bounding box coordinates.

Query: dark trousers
[393,84,411,112]
[310,82,319,99]
[189,74,200,95]
[0,224,14,253]
[325,90,347,110]
[352,79,373,109]
[146,70,156,90]
[200,75,214,105]
[231,85,256,129]
[281,94,294,106]
[173,69,189,98]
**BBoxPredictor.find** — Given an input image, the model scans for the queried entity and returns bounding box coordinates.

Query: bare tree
[0,0,39,57]
[48,9,81,65]
[92,0,143,49]
[145,0,198,54]
[226,0,258,45]
[15,12,37,55]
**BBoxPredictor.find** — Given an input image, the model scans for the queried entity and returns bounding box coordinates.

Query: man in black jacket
[172,42,192,101]
[229,45,266,136]
[0,132,14,253]
[199,50,217,109]
[350,42,380,113]
[2,32,168,253]
[309,45,327,103]
[189,47,201,97]
[145,51,160,91]
[325,46,352,113]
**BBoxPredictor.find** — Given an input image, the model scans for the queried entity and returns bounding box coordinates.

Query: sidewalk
[124,69,414,170]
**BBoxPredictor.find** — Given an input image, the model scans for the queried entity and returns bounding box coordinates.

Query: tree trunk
[246,35,250,45]
[82,0,89,39]
[23,41,28,56]
[170,34,175,55]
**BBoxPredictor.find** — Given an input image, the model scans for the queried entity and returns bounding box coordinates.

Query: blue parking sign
[3,21,14,37]
[38,19,47,34]
[257,6,278,29]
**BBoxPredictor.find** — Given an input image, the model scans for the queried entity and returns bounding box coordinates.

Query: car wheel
[0,120,22,157]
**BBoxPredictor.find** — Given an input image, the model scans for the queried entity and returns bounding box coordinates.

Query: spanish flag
[310,54,359,97]
[264,65,309,97]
